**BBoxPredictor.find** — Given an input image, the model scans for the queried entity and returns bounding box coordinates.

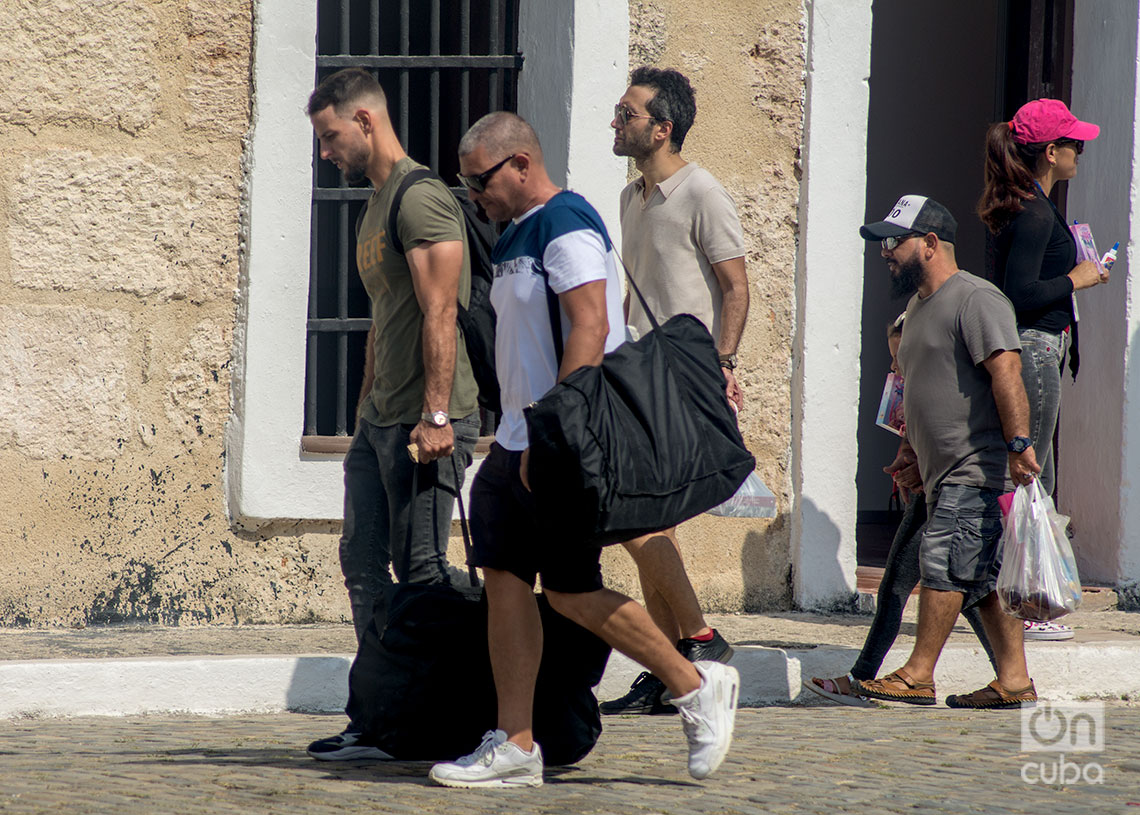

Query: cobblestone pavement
[1,704,1137,814]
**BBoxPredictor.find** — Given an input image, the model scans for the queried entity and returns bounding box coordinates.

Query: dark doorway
[856,0,1074,568]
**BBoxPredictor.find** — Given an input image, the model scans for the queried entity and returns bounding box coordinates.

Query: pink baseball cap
[1009,98,1100,145]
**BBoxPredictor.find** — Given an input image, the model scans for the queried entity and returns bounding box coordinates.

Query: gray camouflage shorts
[919,484,1005,609]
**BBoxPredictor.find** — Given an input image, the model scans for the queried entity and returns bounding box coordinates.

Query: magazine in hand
[1069,223,1100,323]
[875,372,905,436]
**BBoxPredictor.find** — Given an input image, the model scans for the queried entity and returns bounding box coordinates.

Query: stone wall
[595,0,804,610]
[0,0,805,626]
[0,0,345,626]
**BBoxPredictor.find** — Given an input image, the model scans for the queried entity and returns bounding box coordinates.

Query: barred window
[303,0,521,450]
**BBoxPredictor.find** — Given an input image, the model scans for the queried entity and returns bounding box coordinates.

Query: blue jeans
[1019,327,1068,497]
[339,414,479,641]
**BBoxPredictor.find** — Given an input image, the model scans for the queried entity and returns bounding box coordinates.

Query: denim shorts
[919,484,1005,609]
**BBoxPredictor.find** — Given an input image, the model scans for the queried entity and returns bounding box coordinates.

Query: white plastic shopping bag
[996,479,1082,621]
[706,472,777,518]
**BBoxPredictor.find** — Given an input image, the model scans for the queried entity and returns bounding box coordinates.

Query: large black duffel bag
[346,585,609,764]
[524,274,755,548]
[344,465,610,765]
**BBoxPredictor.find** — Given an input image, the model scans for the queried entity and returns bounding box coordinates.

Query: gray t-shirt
[897,271,1021,499]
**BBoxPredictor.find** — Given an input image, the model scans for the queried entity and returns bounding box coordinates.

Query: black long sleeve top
[994,194,1076,333]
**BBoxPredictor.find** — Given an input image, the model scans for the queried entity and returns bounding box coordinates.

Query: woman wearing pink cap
[978,98,1107,642]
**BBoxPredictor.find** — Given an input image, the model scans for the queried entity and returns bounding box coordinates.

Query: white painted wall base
[0,656,352,718]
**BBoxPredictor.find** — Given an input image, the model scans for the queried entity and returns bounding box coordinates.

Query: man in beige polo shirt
[601,66,750,716]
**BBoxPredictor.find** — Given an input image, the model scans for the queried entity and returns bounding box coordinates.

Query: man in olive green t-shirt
[305,69,479,759]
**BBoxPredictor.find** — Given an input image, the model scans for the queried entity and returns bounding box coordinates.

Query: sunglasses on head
[457,154,516,192]
[613,104,656,127]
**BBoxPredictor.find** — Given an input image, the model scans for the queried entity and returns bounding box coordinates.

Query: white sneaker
[1023,619,1074,641]
[668,661,739,780]
[428,729,544,788]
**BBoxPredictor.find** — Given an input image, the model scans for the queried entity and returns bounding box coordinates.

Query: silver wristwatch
[421,410,449,428]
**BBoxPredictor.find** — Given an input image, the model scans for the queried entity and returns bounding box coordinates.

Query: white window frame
[228,0,630,526]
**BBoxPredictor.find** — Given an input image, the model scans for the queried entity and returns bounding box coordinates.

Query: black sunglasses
[1054,139,1084,155]
[457,154,516,192]
[881,233,923,251]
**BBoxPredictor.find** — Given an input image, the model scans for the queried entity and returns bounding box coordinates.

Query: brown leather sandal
[852,669,936,706]
[945,679,1037,709]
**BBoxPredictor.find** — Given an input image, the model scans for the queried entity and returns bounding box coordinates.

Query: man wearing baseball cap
[853,195,1042,709]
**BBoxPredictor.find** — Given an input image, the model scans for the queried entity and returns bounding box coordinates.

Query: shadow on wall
[740,512,794,611]
[795,497,861,613]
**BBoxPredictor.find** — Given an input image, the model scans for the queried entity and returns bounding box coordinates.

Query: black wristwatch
[718,353,738,371]
[1007,436,1032,453]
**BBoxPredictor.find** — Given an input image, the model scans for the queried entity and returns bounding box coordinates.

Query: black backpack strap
[542,272,564,366]
[386,168,435,255]
[355,199,368,238]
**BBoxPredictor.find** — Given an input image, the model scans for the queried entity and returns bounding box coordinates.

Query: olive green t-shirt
[356,158,478,427]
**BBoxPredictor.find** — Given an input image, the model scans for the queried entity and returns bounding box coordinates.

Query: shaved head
[459,111,543,162]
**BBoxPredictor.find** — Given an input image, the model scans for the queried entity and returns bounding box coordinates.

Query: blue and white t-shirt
[490,190,626,450]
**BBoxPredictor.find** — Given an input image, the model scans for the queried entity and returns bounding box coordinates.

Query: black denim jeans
[338,413,479,642]
[850,493,997,681]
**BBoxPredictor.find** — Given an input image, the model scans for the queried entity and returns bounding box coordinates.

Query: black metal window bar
[304,0,521,450]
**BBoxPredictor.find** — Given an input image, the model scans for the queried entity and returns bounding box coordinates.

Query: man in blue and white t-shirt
[427,112,738,790]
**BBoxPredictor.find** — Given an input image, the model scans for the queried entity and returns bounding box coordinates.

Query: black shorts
[468,443,604,594]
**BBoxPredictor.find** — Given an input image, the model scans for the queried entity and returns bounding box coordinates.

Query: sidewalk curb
[1,640,1134,718]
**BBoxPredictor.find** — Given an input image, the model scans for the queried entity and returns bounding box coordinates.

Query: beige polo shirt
[621,162,746,341]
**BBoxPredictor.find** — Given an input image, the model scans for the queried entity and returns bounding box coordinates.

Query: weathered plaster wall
[0,0,345,626]
[597,0,804,610]
[0,0,804,626]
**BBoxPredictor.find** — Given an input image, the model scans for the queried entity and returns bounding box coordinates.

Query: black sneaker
[599,671,677,715]
[306,727,393,761]
[677,629,734,664]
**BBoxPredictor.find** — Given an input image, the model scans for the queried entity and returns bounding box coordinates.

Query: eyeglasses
[457,154,516,193]
[1054,139,1084,155]
[881,233,922,251]
[613,104,656,127]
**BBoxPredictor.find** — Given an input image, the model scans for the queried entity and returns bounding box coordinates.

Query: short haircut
[458,111,542,159]
[307,68,386,117]
[629,66,696,152]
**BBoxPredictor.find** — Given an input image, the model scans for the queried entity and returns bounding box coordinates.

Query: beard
[889,255,925,299]
[341,143,371,185]
[612,126,654,159]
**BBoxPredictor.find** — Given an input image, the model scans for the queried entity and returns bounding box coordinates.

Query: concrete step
[1,636,1135,719]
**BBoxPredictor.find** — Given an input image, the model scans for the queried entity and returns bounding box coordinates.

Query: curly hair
[629,66,696,152]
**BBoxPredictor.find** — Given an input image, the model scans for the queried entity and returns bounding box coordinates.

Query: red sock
[686,629,715,642]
